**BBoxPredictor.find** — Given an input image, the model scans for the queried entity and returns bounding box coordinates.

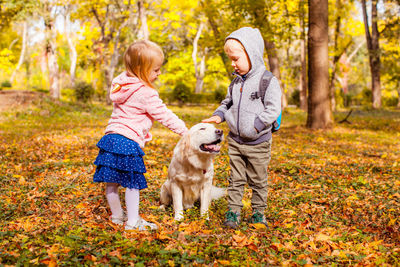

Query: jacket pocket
[238,110,259,140]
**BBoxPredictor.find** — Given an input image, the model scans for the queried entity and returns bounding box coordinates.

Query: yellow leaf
[388,218,397,226]
[76,203,86,209]
[218,260,231,265]
[369,240,383,249]
[242,199,251,209]
[250,223,267,229]
[30,257,40,264]
[19,176,26,185]
[309,241,317,251]
[201,229,212,234]
[346,195,359,201]
[284,223,293,228]
[315,233,331,241]
[162,166,168,175]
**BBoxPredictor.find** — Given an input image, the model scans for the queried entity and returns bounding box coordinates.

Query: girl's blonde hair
[123,40,164,88]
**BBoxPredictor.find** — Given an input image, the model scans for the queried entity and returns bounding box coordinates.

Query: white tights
[105,183,140,225]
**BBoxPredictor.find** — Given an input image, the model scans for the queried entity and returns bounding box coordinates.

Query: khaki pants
[227,136,272,214]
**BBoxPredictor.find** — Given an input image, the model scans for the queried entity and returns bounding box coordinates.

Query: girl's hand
[202,116,222,124]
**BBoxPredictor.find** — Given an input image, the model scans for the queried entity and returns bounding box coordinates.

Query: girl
[93,40,188,231]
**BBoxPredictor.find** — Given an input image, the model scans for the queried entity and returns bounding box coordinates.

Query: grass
[0,98,399,266]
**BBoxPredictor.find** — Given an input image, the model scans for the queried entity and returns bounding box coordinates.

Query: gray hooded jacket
[213,27,282,145]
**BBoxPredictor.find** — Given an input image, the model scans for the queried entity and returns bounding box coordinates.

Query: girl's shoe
[125,217,158,231]
[111,213,127,225]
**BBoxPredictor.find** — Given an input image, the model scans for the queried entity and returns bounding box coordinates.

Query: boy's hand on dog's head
[202,116,222,124]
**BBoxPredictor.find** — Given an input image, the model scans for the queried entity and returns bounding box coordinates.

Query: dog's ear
[180,132,191,159]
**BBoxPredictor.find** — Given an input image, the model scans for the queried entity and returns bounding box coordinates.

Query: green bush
[1,80,12,88]
[289,89,300,107]
[383,96,398,107]
[190,93,214,104]
[213,86,227,103]
[172,83,192,106]
[74,81,94,103]
[361,88,372,106]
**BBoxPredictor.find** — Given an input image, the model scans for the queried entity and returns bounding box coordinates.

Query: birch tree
[361,0,381,108]
[137,0,149,40]
[64,5,77,87]
[10,21,27,84]
[192,21,207,93]
[42,0,60,99]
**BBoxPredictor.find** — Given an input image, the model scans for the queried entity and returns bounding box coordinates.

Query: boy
[203,27,282,229]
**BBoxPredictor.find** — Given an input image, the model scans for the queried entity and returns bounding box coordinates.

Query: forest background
[1,0,400,266]
[0,0,399,111]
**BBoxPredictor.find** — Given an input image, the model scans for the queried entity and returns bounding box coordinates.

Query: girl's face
[149,57,164,83]
[224,39,251,75]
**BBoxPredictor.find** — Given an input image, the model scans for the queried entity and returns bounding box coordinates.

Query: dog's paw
[158,205,166,211]
[174,212,184,221]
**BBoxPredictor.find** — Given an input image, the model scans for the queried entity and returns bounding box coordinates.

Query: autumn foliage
[0,100,399,265]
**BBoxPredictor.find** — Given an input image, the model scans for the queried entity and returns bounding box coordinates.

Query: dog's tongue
[204,144,221,151]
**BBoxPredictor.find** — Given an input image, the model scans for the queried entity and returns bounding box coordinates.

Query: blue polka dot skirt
[93,134,148,189]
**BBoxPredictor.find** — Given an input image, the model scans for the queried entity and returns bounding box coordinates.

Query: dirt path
[0,90,44,112]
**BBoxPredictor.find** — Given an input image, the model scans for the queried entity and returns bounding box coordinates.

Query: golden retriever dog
[160,123,226,221]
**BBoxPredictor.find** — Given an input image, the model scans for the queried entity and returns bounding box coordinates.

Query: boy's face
[224,39,251,75]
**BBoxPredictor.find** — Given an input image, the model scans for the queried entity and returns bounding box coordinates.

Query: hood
[110,71,144,104]
[225,27,265,76]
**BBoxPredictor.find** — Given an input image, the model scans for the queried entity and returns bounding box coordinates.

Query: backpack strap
[227,71,273,108]
[258,70,274,104]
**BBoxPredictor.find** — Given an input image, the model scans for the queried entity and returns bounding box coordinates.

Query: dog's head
[183,123,223,154]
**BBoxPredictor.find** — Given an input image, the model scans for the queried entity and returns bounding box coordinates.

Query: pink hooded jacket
[105,71,187,148]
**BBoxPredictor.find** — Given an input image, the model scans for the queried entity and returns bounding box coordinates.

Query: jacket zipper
[237,79,245,138]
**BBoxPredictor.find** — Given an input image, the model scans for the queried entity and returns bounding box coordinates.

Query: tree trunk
[397,83,400,108]
[66,13,77,87]
[105,21,127,104]
[264,40,288,109]
[10,21,27,84]
[362,0,381,109]
[330,0,342,112]
[45,15,60,99]
[137,0,149,40]
[195,50,206,94]
[306,0,333,129]
[299,0,307,111]
[193,21,205,93]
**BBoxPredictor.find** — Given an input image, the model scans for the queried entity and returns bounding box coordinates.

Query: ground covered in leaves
[0,98,399,266]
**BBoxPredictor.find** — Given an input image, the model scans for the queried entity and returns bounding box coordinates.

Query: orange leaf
[109,250,122,260]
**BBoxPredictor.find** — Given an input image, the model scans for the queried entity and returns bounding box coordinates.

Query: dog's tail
[211,186,227,200]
